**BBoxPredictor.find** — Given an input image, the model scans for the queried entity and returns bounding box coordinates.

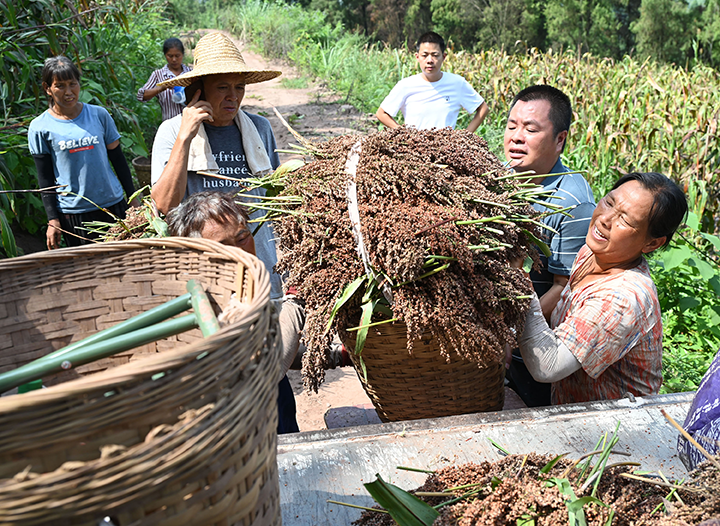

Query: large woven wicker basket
[344,322,505,422]
[0,238,281,526]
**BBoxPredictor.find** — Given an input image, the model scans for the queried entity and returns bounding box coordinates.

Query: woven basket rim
[0,237,251,270]
[0,237,270,410]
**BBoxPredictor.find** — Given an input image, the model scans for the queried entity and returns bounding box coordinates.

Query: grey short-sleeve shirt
[152,111,284,299]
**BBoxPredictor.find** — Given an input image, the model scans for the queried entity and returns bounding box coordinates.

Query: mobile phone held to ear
[185,80,204,102]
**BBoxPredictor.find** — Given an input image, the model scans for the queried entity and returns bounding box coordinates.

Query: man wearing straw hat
[150,32,284,301]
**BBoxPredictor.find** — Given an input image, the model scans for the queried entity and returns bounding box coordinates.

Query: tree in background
[698,0,720,65]
[545,0,628,58]
[404,0,433,46]
[616,0,642,56]
[476,0,546,51]
[631,0,695,64]
[431,0,546,52]
[367,0,409,47]
[430,0,478,48]
[309,0,372,36]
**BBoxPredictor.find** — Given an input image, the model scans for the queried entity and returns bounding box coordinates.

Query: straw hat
[157,32,281,89]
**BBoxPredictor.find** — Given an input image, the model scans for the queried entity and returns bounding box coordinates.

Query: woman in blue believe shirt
[28,56,137,249]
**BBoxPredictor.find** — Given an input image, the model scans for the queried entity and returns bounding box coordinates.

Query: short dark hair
[611,172,687,249]
[416,32,445,54]
[166,191,251,238]
[509,85,572,139]
[41,56,80,97]
[163,37,184,55]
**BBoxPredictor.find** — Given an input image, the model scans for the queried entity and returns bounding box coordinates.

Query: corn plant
[0,0,175,256]
[224,0,720,224]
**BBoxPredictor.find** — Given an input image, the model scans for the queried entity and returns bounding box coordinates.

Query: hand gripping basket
[0,238,281,526]
[344,322,505,422]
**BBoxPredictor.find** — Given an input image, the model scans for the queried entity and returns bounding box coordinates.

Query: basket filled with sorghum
[244,126,553,422]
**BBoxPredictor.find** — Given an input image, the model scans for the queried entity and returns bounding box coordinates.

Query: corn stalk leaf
[517,515,536,526]
[355,297,377,356]
[364,474,439,526]
[326,274,367,333]
[488,438,510,456]
[374,302,394,317]
[539,454,567,475]
[522,256,534,273]
[521,228,551,258]
[567,495,612,526]
[128,187,146,204]
[151,216,169,237]
[545,476,612,526]
[546,477,585,525]
[567,496,610,513]
[589,422,621,497]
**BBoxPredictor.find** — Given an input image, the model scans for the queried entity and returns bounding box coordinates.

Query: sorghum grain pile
[104,205,151,241]
[270,127,541,392]
[353,454,715,525]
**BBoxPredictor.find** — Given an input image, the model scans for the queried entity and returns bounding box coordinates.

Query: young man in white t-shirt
[376,32,489,132]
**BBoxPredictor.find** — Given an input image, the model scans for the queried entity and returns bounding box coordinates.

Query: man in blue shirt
[504,85,596,407]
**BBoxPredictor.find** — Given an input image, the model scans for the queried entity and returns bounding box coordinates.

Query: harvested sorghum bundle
[258,127,548,392]
[87,198,169,242]
[352,454,713,526]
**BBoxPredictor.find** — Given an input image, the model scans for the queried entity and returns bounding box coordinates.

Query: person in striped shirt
[504,85,596,407]
[517,172,687,404]
[137,38,193,121]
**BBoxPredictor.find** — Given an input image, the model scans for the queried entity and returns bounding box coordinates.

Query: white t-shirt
[379,72,484,130]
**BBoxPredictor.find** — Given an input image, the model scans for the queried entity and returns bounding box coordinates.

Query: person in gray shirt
[504,85,596,407]
[166,191,302,434]
[150,32,284,299]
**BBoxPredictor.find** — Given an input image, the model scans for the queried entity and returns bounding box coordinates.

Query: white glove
[518,294,582,383]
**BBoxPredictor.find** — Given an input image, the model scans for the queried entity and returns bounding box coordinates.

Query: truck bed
[277,392,693,525]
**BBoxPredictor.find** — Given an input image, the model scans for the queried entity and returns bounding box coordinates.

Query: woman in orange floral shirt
[517,172,687,404]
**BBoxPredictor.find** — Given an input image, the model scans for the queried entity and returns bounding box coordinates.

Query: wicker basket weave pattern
[0,238,281,526]
[344,322,505,422]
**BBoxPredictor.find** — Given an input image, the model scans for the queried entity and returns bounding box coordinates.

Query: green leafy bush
[0,0,176,256]
[650,209,720,393]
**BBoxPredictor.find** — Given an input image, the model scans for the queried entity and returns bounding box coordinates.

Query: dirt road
[229,37,376,163]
